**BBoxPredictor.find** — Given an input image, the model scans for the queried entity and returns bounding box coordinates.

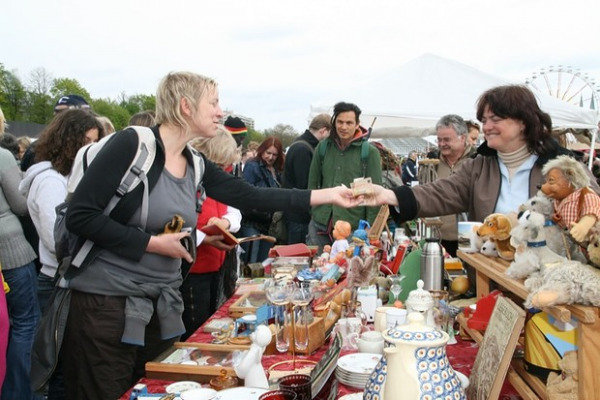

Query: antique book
[200,224,275,246]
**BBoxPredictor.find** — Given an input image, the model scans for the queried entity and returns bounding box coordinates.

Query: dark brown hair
[476,85,554,155]
[254,136,284,172]
[36,109,105,175]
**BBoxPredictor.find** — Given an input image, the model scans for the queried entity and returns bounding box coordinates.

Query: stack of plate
[335,353,382,389]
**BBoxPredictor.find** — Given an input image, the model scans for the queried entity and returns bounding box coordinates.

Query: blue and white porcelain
[364,312,467,400]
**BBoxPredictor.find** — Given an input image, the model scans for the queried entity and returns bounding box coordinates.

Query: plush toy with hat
[540,155,600,244]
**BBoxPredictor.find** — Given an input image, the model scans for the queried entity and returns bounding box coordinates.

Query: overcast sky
[2,0,599,131]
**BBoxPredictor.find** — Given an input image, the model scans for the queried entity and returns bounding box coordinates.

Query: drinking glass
[290,281,314,351]
[265,280,293,353]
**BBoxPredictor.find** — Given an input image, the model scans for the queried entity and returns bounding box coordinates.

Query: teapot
[364,312,466,400]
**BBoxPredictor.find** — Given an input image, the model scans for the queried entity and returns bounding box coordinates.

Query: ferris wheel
[525,65,600,111]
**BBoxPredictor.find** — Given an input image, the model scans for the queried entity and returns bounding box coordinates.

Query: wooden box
[145,342,248,383]
[228,291,268,318]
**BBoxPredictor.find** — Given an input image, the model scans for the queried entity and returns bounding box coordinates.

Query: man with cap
[223,116,247,177]
[283,113,331,244]
[53,94,91,114]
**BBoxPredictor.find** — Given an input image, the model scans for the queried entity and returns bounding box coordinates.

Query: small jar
[210,368,238,391]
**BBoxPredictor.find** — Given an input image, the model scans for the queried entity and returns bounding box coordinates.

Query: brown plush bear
[546,350,578,400]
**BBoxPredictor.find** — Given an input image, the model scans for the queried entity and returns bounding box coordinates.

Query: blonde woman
[61,72,359,399]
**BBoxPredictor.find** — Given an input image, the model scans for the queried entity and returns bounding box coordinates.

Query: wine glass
[291,281,314,352]
[388,274,405,304]
[265,280,292,353]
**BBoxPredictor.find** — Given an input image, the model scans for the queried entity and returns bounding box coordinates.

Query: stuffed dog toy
[477,213,517,261]
[518,192,585,262]
[480,239,498,257]
[506,210,566,280]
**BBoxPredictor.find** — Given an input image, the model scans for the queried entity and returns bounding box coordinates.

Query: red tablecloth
[121,295,523,400]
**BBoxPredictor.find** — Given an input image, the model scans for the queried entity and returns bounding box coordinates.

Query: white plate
[180,388,218,400]
[212,387,269,400]
[337,353,382,375]
[339,393,364,400]
[165,381,203,394]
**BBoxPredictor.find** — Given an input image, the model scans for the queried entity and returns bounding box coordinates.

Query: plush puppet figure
[330,220,352,260]
[540,155,600,243]
[477,213,517,261]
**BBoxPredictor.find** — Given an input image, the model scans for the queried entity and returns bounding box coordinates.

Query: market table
[121,291,522,399]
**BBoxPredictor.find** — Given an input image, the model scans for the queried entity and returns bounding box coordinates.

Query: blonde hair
[189,126,241,167]
[155,71,218,134]
[96,116,115,134]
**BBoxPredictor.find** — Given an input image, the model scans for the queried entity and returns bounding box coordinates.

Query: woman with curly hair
[19,108,105,312]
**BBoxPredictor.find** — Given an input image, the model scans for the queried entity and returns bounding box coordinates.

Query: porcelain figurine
[364,312,466,400]
[233,324,271,389]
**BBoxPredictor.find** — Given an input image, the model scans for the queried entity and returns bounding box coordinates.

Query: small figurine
[233,324,272,389]
[330,220,352,259]
[351,220,371,257]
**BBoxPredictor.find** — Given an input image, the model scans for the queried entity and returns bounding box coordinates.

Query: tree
[26,68,54,123]
[263,123,299,148]
[120,94,156,116]
[89,98,131,130]
[50,78,91,101]
[0,66,27,121]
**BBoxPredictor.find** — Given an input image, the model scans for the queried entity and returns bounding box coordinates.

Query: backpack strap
[290,139,315,156]
[71,140,152,268]
[186,144,206,213]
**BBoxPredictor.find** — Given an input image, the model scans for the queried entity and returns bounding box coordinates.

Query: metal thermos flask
[420,237,444,290]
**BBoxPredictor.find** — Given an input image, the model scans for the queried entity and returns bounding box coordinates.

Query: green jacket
[308,130,382,230]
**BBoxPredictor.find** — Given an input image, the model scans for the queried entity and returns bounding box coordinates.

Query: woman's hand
[360,184,399,207]
[147,231,194,262]
[202,234,236,251]
[311,185,363,208]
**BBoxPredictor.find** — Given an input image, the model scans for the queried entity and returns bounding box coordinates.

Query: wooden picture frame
[228,291,268,318]
[466,296,526,400]
[145,342,249,383]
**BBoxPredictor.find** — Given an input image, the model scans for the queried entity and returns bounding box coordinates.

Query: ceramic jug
[364,312,466,400]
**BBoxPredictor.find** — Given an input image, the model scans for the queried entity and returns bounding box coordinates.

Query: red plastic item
[467,290,503,331]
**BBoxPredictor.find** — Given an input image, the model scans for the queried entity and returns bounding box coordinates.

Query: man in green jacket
[307,102,382,252]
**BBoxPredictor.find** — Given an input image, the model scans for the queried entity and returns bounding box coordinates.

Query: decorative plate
[212,387,269,400]
[337,353,382,375]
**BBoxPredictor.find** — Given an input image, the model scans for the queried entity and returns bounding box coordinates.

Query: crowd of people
[0,78,598,399]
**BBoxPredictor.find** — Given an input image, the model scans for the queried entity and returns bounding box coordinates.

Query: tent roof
[310,53,599,136]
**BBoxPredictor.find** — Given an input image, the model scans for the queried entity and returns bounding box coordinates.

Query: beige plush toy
[540,155,600,244]
[477,213,517,260]
[546,350,578,400]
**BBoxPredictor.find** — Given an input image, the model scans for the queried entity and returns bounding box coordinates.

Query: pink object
[0,283,7,389]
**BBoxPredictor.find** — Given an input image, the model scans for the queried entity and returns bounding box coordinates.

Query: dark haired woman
[362,85,599,224]
[20,108,105,312]
[240,136,285,263]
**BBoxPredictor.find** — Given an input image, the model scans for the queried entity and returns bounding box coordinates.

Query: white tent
[310,53,599,138]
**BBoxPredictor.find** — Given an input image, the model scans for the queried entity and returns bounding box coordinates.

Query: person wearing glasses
[360,85,599,233]
[432,114,476,256]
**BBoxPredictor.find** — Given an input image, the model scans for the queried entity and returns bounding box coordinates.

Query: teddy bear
[540,155,600,244]
[518,191,586,262]
[506,210,566,280]
[477,213,518,261]
[546,350,578,400]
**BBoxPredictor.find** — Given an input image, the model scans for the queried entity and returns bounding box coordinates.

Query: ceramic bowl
[180,388,218,400]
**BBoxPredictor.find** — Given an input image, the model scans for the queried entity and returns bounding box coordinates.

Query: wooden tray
[145,342,248,383]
